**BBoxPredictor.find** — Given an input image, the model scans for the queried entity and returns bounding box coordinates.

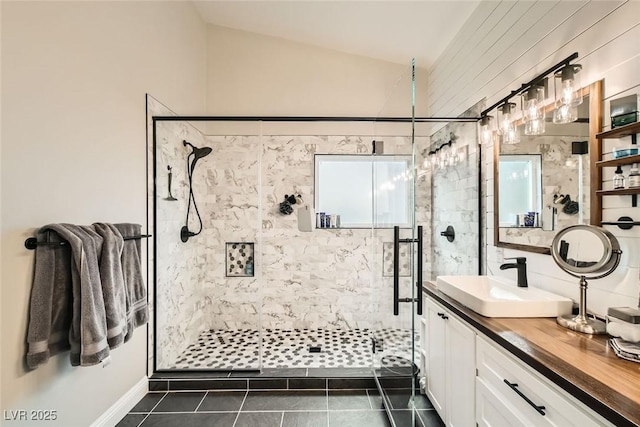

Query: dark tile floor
[117,388,443,427]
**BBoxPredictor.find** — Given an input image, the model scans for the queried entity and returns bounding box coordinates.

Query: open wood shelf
[596,154,640,168]
[596,188,640,196]
[596,121,640,139]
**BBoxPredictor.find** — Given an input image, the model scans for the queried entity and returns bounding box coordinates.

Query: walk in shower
[151,118,427,373]
[147,63,480,426]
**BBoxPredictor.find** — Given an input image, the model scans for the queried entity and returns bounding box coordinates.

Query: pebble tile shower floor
[171,328,418,369]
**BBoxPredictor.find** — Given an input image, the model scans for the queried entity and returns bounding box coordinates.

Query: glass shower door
[371,60,421,426]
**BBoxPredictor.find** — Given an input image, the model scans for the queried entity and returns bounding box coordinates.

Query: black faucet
[499,257,528,287]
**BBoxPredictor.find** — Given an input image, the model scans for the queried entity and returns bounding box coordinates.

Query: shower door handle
[393,225,423,316]
[393,226,400,315]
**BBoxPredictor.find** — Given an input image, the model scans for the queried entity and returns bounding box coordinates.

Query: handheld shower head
[193,146,213,159]
[181,140,212,242]
[183,140,212,174]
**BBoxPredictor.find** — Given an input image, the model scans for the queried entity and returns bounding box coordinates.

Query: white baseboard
[91,377,148,427]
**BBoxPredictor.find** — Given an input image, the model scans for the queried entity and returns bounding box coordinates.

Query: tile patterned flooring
[171,328,418,370]
[117,388,444,427]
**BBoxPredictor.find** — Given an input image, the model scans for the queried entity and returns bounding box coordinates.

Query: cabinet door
[425,298,447,418]
[446,314,475,427]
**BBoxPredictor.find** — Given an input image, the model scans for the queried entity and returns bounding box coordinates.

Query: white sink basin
[435,275,573,318]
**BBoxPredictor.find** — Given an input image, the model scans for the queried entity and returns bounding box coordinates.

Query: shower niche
[225,242,255,277]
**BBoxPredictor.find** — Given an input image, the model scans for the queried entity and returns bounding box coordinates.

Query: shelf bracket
[633,194,637,208]
[632,134,637,146]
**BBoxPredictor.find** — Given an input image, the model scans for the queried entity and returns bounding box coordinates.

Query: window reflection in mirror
[499,154,542,227]
[314,155,412,228]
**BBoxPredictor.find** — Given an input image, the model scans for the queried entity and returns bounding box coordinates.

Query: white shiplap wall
[429,0,640,316]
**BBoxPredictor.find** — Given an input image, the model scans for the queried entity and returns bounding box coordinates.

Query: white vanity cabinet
[423,296,476,427]
[422,292,616,427]
[475,336,613,427]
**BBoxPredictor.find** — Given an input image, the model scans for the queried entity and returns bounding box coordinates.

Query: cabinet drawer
[476,336,607,427]
[476,377,527,427]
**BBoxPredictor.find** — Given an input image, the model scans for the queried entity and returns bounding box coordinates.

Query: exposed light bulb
[554,64,582,108]
[498,103,520,144]
[479,115,494,145]
[522,82,546,136]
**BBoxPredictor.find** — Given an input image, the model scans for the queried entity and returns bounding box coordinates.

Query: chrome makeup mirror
[551,224,622,334]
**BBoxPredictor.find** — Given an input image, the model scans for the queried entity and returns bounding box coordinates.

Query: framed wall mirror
[494,81,603,254]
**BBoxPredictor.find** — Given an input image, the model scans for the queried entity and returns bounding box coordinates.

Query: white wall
[206,24,429,119]
[0,2,206,426]
[429,0,640,316]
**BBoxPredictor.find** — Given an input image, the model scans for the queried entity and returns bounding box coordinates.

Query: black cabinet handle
[436,312,449,319]
[503,379,546,416]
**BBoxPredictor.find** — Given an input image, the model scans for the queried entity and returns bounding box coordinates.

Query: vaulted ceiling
[193,1,481,69]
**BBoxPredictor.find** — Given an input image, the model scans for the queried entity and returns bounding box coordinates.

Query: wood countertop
[423,281,640,427]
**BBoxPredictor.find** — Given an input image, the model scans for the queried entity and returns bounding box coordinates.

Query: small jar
[629,163,640,188]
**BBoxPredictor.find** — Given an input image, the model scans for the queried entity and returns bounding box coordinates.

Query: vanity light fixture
[522,79,546,136]
[498,102,520,144]
[553,64,582,124]
[555,64,583,107]
[427,132,459,170]
[479,115,494,145]
[478,52,582,143]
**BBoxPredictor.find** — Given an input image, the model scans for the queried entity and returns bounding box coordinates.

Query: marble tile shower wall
[155,118,211,368]
[429,121,480,278]
[199,135,261,331]
[199,135,430,332]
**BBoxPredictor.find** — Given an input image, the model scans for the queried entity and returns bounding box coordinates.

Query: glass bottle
[613,165,626,189]
[629,163,640,188]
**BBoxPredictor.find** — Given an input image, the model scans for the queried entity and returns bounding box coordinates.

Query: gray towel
[44,224,110,366]
[114,223,148,342]
[93,223,126,349]
[26,230,73,369]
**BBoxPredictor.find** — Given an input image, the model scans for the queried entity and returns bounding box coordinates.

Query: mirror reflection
[555,228,604,268]
[495,84,599,254]
[551,224,621,275]
[499,154,542,227]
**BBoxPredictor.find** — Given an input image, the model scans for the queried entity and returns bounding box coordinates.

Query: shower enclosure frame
[149,114,483,421]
